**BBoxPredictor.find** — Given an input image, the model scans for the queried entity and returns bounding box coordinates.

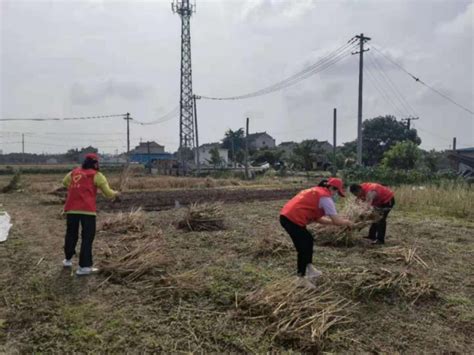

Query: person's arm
[318,197,353,227]
[94,172,118,199]
[328,215,353,227]
[62,172,72,188]
[366,190,377,204]
[317,216,334,225]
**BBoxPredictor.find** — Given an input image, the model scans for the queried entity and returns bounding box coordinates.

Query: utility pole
[147,141,151,174]
[453,137,457,151]
[173,0,196,175]
[333,108,337,175]
[124,112,132,160]
[352,33,371,165]
[402,116,419,130]
[22,133,25,163]
[231,138,235,168]
[193,94,201,175]
[245,117,249,180]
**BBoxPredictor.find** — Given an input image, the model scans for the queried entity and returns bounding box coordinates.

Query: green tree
[421,149,444,172]
[207,147,223,168]
[251,148,284,167]
[290,140,324,171]
[362,115,421,165]
[382,141,421,170]
[222,128,245,163]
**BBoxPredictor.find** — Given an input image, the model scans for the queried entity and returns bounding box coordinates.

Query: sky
[1,0,473,154]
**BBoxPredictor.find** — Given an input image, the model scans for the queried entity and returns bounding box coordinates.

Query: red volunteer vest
[280,187,332,227]
[360,183,394,207]
[64,168,98,213]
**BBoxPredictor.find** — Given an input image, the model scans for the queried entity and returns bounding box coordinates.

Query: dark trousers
[280,215,313,276]
[64,214,96,267]
[369,198,395,243]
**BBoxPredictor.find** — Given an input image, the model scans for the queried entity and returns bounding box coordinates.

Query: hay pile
[98,232,168,283]
[101,208,145,234]
[254,235,293,257]
[2,171,23,193]
[312,198,382,247]
[118,164,132,192]
[177,202,225,231]
[239,278,354,351]
[370,246,428,268]
[336,267,436,304]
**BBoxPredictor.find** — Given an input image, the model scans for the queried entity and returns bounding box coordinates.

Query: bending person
[280,178,353,285]
[62,153,119,275]
[350,182,395,245]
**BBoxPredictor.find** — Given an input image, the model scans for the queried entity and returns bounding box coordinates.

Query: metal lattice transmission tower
[172,0,196,158]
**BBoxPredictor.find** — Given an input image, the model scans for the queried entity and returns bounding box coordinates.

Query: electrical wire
[372,45,474,116]
[131,105,179,125]
[200,41,358,100]
[0,114,127,122]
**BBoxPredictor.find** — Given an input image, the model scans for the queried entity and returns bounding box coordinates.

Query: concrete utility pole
[353,33,371,165]
[124,112,132,159]
[333,108,337,175]
[453,137,457,151]
[147,141,151,174]
[402,116,419,130]
[245,117,249,180]
[193,94,201,175]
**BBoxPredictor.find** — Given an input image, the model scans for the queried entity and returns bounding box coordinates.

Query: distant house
[197,143,229,167]
[278,141,298,158]
[247,132,276,150]
[130,141,173,165]
[448,147,474,177]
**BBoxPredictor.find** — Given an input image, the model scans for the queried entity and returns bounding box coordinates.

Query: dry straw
[177,202,225,231]
[98,232,168,283]
[370,246,428,268]
[254,235,293,257]
[239,277,354,351]
[101,208,145,234]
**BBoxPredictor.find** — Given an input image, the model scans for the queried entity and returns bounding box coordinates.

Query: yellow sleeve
[94,172,118,199]
[63,172,72,188]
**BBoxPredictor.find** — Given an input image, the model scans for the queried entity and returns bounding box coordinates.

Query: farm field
[0,174,473,353]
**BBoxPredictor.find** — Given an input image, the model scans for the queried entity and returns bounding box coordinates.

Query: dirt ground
[1,185,473,353]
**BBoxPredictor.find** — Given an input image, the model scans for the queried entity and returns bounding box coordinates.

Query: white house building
[197,143,229,167]
[247,132,276,150]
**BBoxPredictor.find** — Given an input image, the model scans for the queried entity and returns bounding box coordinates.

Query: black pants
[369,198,395,243]
[280,215,313,276]
[64,214,96,267]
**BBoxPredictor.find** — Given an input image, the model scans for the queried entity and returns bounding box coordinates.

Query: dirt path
[97,186,304,211]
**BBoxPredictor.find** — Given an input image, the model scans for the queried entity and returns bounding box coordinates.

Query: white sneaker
[76,267,99,276]
[62,259,73,268]
[305,264,323,279]
[294,276,317,289]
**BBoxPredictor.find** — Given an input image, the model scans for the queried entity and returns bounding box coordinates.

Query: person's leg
[79,215,96,268]
[375,198,394,243]
[280,216,312,276]
[64,214,80,260]
[368,223,377,240]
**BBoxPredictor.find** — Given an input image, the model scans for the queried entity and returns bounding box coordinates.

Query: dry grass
[177,202,225,231]
[336,267,436,304]
[100,208,146,234]
[239,277,355,351]
[2,172,23,193]
[394,182,473,219]
[253,235,293,257]
[370,246,428,268]
[98,232,168,283]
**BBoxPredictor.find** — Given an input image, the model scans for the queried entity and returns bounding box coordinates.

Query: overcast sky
[1,0,473,154]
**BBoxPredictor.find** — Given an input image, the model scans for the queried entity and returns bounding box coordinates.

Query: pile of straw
[370,246,428,268]
[2,171,22,193]
[312,198,382,247]
[118,164,132,192]
[101,208,145,234]
[98,232,168,283]
[177,202,225,231]
[336,267,436,304]
[239,277,354,351]
[253,235,293,257]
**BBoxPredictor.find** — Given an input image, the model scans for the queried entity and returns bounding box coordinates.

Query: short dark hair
[82,157,99,170]
[349,184,362,194]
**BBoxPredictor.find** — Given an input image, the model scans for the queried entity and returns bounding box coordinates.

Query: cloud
[70,79,152,105]
[436,2,473,35]
[241,0,317,26]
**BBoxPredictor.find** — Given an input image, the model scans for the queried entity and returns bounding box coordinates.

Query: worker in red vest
[62,153,119,275]
[280,178,353,285]
[350,182,395,245]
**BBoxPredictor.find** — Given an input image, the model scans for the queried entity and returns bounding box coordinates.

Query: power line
[372,45,474,116]
[0,113,127,122]
[200,41,358,100]
[132,105,179,126]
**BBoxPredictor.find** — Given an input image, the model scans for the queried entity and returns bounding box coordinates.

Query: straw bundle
[337,267,436,304]
[370,246,428,268]
[118,164,132,192]
[177,202,225,231]
[99,232,168,283]
[101,208,145,234]
[239,277,354,351]
[254,235,293,257]
[2,171,22,193]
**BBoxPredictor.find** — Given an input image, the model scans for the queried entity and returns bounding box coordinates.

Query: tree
[290,140,324,171]
[207,147,223,168]
[382,141,421,170]
[361,115,421,166]
[421,149,444,172]
[222,128,245,163]
[251,148,284,167]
